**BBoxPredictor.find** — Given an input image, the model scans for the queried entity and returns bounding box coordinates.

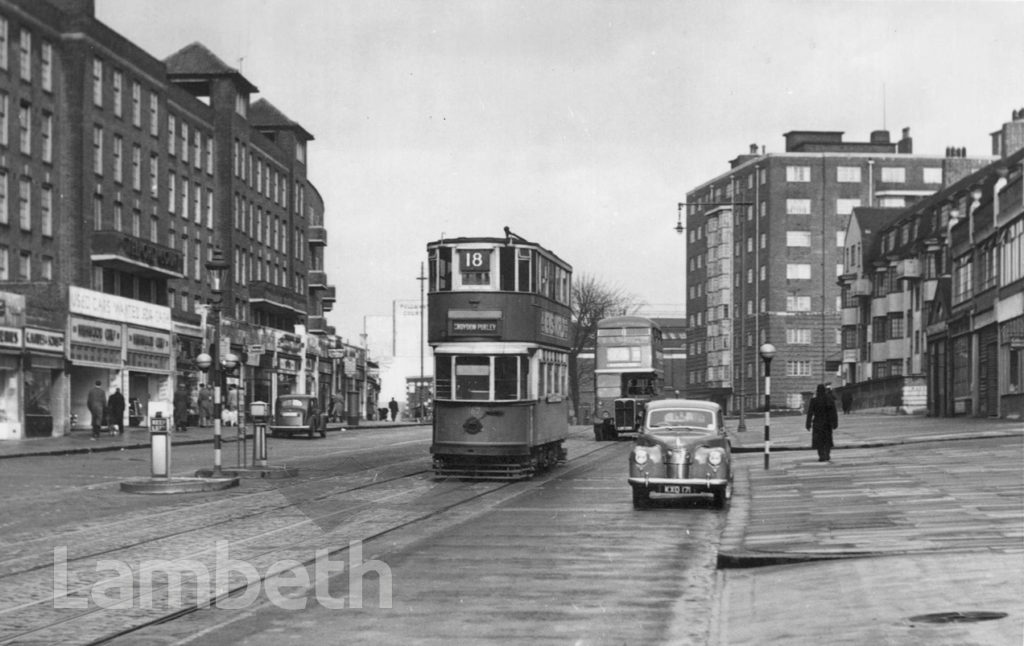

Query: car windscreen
[646,409,715,432]
[277,398,308,409]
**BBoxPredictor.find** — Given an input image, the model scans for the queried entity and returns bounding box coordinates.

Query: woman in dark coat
[173,384,190,432]
[806,383,839,462]
[107,388,126,435]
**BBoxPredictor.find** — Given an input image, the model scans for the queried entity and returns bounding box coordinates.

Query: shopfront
[23,327,67,437]
[0,325,22,440]
[125,326,172,428]
[275,331,305,400]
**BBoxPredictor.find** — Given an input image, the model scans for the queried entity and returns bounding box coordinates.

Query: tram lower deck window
[435,355,527,401]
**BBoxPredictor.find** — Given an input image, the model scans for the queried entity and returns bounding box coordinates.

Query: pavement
[0,418,425,459]
[714,411,1024,645]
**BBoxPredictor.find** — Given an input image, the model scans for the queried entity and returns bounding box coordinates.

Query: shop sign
[327,348,346,358]
[70,286,171,329]
[126,328,170,354]
[0,326,22,349]
[539,310,569,341]
[343,357,357,377]
[276,332,304,355]
[277,355,299,374]
[69,317,122,348]
[23,327,64,353]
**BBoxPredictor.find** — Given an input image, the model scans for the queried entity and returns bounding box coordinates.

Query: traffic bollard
[150,413,170,478]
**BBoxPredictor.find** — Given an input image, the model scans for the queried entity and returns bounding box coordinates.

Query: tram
[592,315,664,441]
[427,229,572,479]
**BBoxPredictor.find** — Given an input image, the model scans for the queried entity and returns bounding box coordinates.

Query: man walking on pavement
[806,383,838,462]
[107,387,126,435]
[173,383,190,433]
[388,397,399,422]
[87,380,107,440]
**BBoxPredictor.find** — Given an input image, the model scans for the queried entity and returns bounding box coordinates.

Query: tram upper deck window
[429,247,452,292]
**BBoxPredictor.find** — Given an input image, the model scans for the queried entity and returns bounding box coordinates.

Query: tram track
[0,432,618,645]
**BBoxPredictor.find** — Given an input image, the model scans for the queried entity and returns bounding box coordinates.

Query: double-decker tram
[427,230,572,479]
[592,316,664,441]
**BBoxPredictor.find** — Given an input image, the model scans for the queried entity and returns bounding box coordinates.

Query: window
[0,170,10,225]
[167,172,175,212]
[0,18,7,70]
[786,198,811,215]
[194,131,202,169]
[112,135,123,183]
[18,102,30,154]
[167,115,176,155]
[787,264,812,279]
[881,167,906,183]
[786,295,811,312]
[1002,219,1023,285]
[235,93,247,117]
[41,185,52,236]
[0,246,7,280]
[836,230,846,247]
[180,179,188,219]
[18,250,29,280]
[92,58,103,107]
[92,125,103,175]
[92,194,101,230]
[41,40,52,92]
[131,82,141,127]
[41,256,52,280]
[149,153,159,197]
[112,70,123,118]
[837,166,861,182]
[786,329,811,344]
[149,93,159,137]
[786,231,811,247]
[131,145,142,191]
[0,92,7,146]
[786,166,810,182]
[113,200,122,231]
[40,112,52,163]
[181,122,189,163]
[786,360,812,377]
[19,29,30,82]
[836,198,861,215]
[923,167,942,184]
[888,313,904,339]
[19,178,30,230]
[879,197,905,208]
[459,249,491,286]
[18,178,29,231]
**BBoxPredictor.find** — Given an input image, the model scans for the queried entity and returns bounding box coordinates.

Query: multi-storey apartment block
[0,0,364,440]
[839,111,1024,419]
[683,127,992,414]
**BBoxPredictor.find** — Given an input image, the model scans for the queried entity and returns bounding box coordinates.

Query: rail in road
[0,428,617,645]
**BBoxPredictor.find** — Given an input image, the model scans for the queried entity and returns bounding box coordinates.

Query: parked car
[270,395,327,438]
[627,398,732,509]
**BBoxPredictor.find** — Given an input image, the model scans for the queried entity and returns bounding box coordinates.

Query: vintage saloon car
[269,394,328,438]
[627,399,733,508]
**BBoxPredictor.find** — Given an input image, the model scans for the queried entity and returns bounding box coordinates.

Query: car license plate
[663,485,690,494]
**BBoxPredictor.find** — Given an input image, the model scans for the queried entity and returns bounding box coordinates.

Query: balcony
[893,258,921,280]
[848,278,871,297]
[321,285,336,312]
[90,230,184,279]
[308,269,328,289]
[308,225,327,246]
[841,307,860,326]
[248,280,306,316]
[306,315,329,335]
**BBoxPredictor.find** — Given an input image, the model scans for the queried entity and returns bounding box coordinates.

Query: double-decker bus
[592,315,664,440]
[427,230,572,479]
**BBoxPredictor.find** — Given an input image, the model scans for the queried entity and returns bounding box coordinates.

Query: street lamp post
[759,342,776,470]
[200,247,231,476]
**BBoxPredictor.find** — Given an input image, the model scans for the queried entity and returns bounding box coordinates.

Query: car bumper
[628,475,729,489]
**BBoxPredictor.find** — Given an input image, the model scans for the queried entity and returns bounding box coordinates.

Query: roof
[250,98,314,141]
[164,42,258,94]
[646,398,722,412]
[598,315,658,329]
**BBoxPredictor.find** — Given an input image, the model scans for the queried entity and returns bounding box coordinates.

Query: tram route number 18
[459,250,491,271]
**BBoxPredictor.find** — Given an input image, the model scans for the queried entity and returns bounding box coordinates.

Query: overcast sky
[97,0,1024,343]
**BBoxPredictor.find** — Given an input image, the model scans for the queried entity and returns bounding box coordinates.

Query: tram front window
[455,356,490,400]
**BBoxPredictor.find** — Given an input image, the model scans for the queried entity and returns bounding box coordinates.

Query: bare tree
[568,274,641,422]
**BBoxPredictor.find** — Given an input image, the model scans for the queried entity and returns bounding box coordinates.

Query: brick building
[0,0,357,439]
[682,127,992,414]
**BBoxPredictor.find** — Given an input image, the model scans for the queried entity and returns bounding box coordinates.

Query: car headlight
[708,450,724,466]
[633,448,649,465]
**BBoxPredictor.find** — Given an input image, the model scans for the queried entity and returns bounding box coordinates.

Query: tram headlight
[633,448,649,465]
[601,410,611,420]
[708,450,724,467]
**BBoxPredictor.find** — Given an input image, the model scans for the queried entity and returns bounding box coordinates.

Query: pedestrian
[388,397,399,422]
[806,383,839,462]
[87,380,107,440]
[841,390,853,415]
[331,396,344,423]
[198,384,214,427]
[173,383,190,432]
[107,387,126,435]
